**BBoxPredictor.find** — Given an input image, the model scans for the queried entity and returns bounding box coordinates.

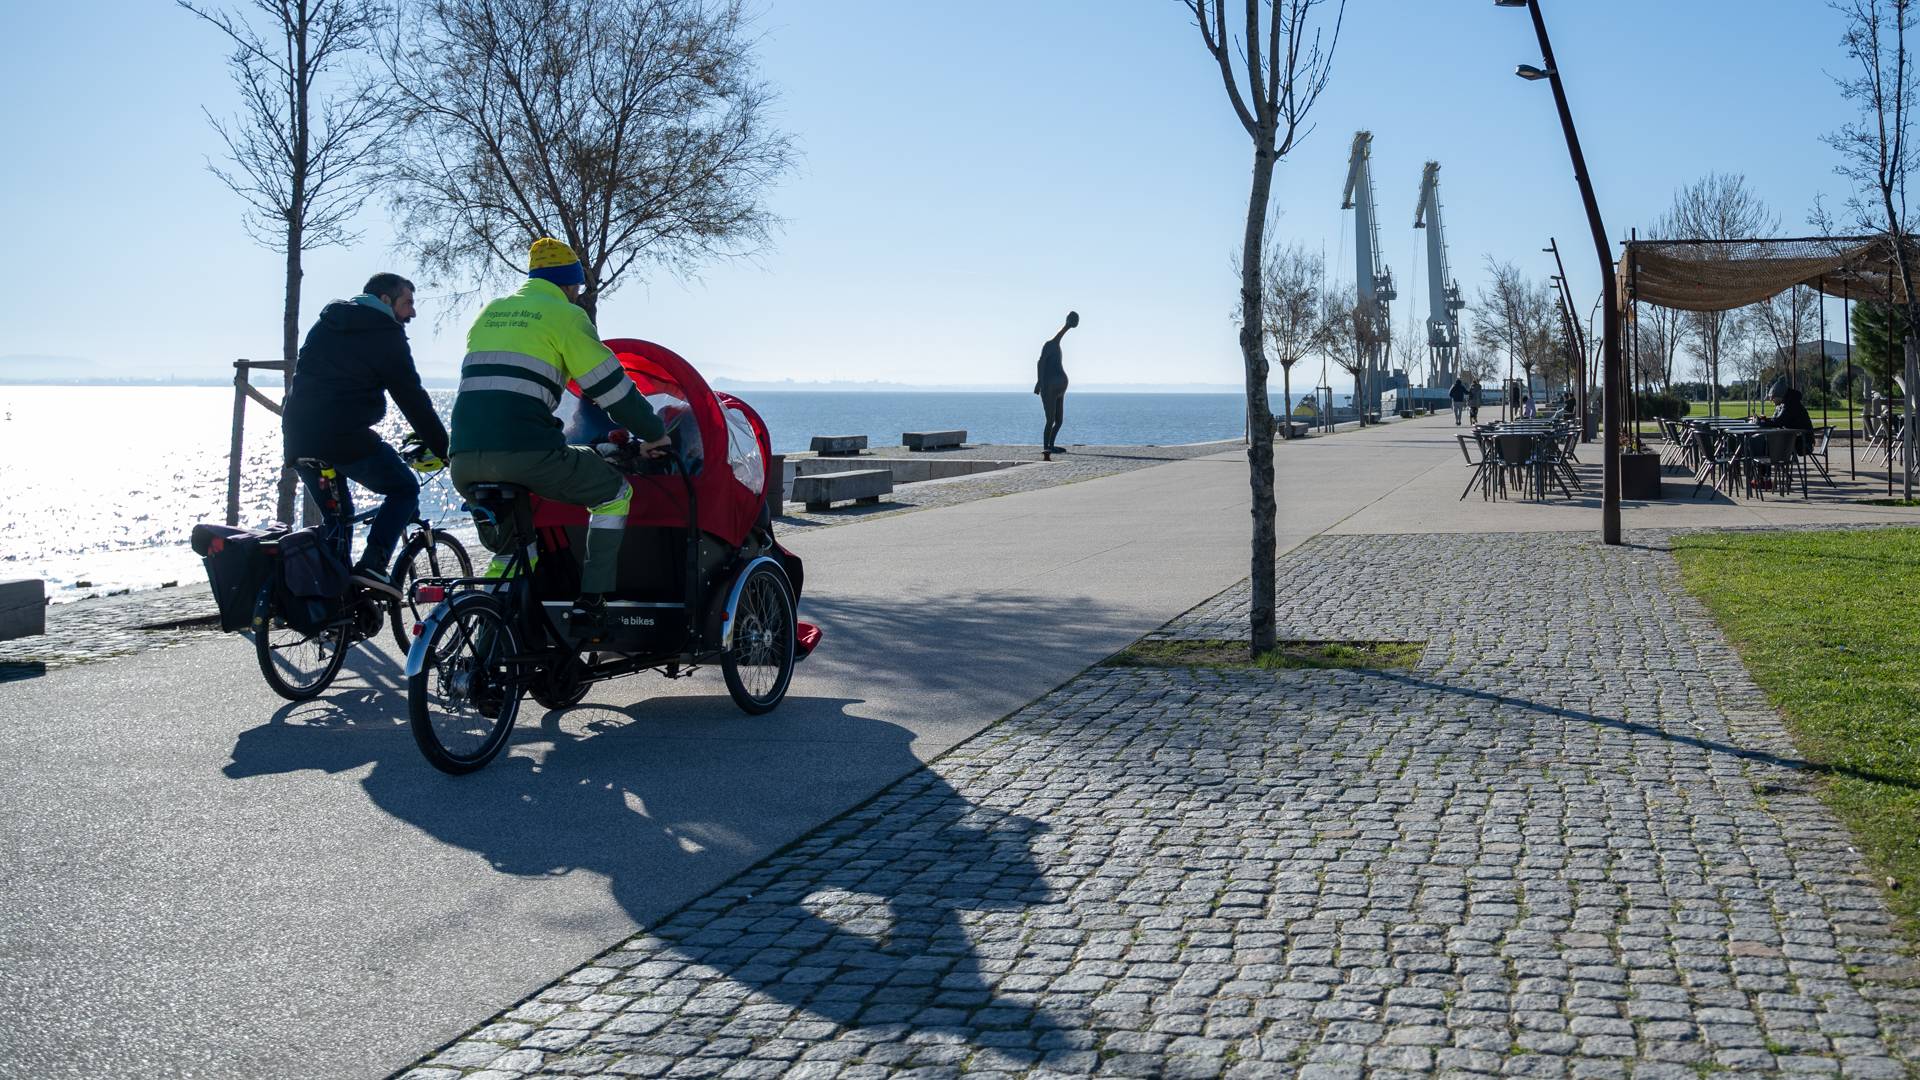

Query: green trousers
[451,447,632,596]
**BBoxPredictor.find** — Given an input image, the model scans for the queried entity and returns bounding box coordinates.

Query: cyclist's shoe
[568,593,611,643]
[351,561,403,600]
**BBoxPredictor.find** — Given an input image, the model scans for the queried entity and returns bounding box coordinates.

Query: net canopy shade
[1620,235,1920,312]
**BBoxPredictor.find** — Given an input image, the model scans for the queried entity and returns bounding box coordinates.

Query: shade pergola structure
[1620,234,1920,312]
[1617,233,1920,492]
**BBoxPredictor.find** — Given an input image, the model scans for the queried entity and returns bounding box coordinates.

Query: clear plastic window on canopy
[723,404,765,495]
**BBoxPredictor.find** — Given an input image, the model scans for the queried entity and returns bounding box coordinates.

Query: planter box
[1621,451,1663,500]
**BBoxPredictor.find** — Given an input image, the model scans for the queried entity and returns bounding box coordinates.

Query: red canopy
[531,338,772,548]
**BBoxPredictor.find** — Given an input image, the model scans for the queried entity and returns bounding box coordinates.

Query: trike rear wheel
[721,563,796,715]
[409,593,522,774]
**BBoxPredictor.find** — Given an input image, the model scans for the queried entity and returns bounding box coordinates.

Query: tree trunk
[1280,364,1293,440]
[277,1,311,527]
[1240,142,1278,658]
[278,217,302,525]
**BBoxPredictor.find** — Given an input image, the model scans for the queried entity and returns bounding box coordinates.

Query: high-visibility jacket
[449,277,663,455]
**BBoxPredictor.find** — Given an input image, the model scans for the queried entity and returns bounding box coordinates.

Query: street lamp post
[1497,0,1622,545]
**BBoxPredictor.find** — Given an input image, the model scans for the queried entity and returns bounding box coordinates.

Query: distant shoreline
[2,379,1260,394]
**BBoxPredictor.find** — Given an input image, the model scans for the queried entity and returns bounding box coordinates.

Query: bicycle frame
[405,446,717,687]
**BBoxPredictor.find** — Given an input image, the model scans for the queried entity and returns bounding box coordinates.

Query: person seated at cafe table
[1752,378,1812,428]
[1752,378,1813,450]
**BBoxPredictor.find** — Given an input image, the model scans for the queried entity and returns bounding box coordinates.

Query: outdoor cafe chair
[1551,428,1585,493]
[1691,427,1746,498]
[1492,431,1565,502]
[1456,432,1497,501]
[1806,425,1837,487]
[1746,429,1803,499]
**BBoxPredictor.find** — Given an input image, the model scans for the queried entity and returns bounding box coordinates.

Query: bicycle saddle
[465,482,528,502]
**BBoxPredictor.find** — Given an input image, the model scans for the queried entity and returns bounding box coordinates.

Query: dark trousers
[1040,386,1067,449]
[294,443,418,570]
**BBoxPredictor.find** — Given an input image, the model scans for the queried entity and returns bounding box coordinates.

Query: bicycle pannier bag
[191,523,281,632]
[275,526,349,634]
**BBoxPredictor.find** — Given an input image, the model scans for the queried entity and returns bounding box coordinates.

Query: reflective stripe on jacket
[449,277,662,455]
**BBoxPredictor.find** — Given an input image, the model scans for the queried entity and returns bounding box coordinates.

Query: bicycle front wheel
[409,592,522,774]
[253,588,350,701]
[391,530,474,656]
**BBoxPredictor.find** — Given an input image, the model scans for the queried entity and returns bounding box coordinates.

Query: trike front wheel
[721,563,796,715]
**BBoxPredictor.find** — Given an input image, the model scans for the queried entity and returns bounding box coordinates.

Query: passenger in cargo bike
[449,238,671,638]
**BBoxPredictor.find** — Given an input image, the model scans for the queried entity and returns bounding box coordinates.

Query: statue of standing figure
[1035,311,1079,454]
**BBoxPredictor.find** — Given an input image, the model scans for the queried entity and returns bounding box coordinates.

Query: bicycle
[252,455,472,701]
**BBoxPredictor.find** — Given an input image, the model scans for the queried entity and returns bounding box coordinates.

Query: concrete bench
[902,429,965,451]
[809,434,867,457]
[1276,419,1310,439]
[792,469,892,511]
[0,579,46,641]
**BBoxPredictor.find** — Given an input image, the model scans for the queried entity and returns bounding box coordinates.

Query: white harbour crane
[1341,131,1396,416]
[1413,161,1467,389]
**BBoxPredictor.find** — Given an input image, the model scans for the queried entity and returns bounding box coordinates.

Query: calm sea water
[0,385,1270,601]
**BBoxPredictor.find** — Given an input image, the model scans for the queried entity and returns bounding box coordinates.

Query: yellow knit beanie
[528,237,584,286]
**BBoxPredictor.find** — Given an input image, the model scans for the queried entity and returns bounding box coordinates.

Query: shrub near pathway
[400,530,1920,1080]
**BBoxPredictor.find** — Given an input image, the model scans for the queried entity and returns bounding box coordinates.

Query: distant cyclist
[282,272,451,599]
[447,238,668,635]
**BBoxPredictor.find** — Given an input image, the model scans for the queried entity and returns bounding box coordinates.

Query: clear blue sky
[0,1,1862,391]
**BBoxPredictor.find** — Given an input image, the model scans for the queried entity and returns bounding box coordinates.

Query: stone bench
[809,434,867,457]
[0,579,46,641]
[792,469,892,511]
[902,429,965,451]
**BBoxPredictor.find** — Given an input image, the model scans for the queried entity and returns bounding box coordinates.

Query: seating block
[0,579,47,641]
[792,469,893,511]
[809,434,867,456]
[902,430,965,451]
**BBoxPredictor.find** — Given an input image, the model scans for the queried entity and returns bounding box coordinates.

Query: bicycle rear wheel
[390,530,474,657]
[253,588,350,701]
[409,592,522,774]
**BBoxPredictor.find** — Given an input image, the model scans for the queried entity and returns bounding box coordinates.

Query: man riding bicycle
[448,238,667,635]
[282,272,451,599]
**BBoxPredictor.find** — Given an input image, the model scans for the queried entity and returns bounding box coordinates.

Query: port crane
[1414,161,1467,389]
[1341,131,1396,415]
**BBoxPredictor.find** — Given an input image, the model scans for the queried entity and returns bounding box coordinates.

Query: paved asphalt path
[0,422,1456,1080]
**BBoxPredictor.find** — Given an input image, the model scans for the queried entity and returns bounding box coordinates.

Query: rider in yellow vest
[448,238,667,634]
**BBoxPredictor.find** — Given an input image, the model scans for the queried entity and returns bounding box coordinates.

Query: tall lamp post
[1496,0,1622,545]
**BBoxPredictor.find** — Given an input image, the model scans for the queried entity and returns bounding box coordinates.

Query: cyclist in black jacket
[282,272,451,598]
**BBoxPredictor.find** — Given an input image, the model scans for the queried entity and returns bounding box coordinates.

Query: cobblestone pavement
[775,442,1239,530]
[0,582,222,677]
[397,529,1920,1080]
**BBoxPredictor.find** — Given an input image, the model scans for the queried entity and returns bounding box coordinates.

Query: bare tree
[1474,258,1554,405]
[1255,241,1334,436]
[1183,0,1344,657]
[1752,284,1819,396]
[1829,0,1920,492]
[1669,173,1779,416]
[1318,287,1368,414]
[385,0,795,320]
[182,0,391,519]
[1637,302,1686,395]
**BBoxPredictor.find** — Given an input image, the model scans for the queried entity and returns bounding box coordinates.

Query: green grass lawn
[1674,528,1920,937]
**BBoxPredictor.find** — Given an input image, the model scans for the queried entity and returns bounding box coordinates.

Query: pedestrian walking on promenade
[1036,310,1078,454]
[1448,377,1468,426]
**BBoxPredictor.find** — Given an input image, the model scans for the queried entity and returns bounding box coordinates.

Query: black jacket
[1759,389,1813,433]
[282,300,450,464]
